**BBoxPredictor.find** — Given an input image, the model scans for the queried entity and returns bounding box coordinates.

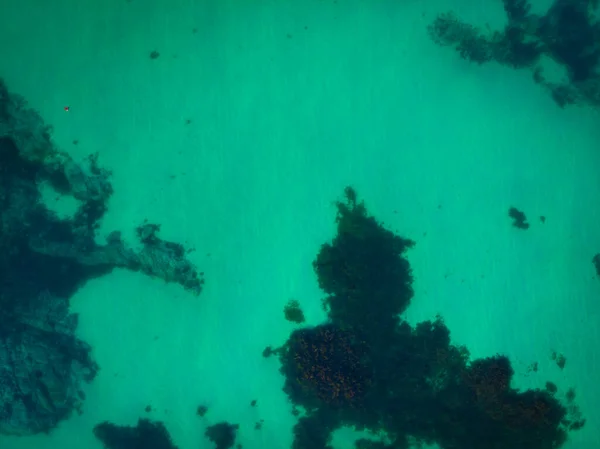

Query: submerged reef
[0,79,203,435]
[0,290,98,435]
[271,187,585,449]
[428,0,600,109]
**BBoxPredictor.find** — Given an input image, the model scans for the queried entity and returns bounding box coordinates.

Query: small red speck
[64,106,70,112]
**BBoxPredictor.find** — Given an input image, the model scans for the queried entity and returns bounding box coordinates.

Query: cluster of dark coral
[428,0,600,108]
[92,418,241,449]
[508,206,530,229]
[204,421,240,449]
[274,187,584,449]
[0,79,204,435]
[93,419,179,449]
[284,299,306,323]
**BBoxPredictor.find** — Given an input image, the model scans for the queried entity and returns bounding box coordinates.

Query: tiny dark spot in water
[192,28,198,34]
[185,119,192,125]
[565,387,576,402]
[150,50,160,59]
[72,139,79,145]
[196,405,208,417]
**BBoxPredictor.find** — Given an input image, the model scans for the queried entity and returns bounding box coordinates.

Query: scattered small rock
[592,254,600,277]
[526,361,538,373]
[508,207,529,230]
[551,351,566,369]
[149,50,160,59]
[284,299,305,323]
[197,405,208,417]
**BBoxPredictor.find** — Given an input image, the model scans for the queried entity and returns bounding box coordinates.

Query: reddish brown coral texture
[463,359,510,408]
[463,359,553,428]
[293,327,369,406]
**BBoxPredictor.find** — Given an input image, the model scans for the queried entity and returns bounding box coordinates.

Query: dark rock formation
[0,78,204,435]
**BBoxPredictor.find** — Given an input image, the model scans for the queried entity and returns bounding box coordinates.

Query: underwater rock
[0,290,98,435]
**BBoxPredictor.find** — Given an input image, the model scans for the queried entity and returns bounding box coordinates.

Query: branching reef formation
[428,0,600,109]
[0,79,203,435]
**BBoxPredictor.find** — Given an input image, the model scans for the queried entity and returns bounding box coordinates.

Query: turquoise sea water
[1,0,599,448]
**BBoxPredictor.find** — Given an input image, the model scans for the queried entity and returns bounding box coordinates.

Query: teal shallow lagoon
[1,0,599,448]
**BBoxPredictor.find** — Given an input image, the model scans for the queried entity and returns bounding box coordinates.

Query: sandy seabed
[1,0,600,448]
